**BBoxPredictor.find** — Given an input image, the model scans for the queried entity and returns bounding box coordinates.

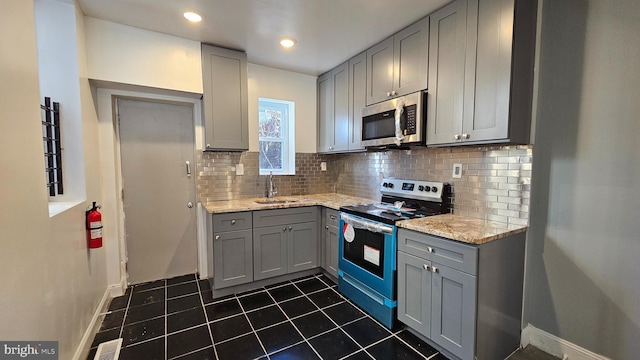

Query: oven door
[338,213,396,299]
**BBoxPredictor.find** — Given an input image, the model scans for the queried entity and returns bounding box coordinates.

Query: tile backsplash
[198,145,532,226]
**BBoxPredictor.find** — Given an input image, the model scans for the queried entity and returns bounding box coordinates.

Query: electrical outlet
[235,163,244,176]
[320,162,327,171]
[452,163,462,178]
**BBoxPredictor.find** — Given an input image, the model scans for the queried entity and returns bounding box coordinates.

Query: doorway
[117,98,197,284]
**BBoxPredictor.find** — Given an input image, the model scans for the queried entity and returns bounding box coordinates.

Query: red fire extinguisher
[86,202,103,249]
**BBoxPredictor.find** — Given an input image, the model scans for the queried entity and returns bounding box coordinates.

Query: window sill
[48,201,83,217]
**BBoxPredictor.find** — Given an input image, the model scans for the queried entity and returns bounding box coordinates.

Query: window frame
[258,98,295,175]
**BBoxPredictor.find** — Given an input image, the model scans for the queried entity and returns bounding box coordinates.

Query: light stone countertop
[203,195,527,245]
[396,214,527,245]
[202,193,375,213]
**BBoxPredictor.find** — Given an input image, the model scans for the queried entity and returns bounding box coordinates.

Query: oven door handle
[340,213,394,234]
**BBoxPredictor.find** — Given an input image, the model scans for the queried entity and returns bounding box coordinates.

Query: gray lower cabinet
[201,44,249,151]
[253,225,288,281]
[321,208,339,278]
[397,228,525,360]
[253,207,318,281]
[212,212,253,289]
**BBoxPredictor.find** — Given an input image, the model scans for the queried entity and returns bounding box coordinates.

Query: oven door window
[343,227,385,278]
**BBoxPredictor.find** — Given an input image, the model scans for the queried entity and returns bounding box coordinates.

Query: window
[259,98,295,175]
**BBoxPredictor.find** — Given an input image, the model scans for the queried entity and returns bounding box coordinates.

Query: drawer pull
[427,247,433,253]
[330,215,337,220]
[423,264,430,271]
[431,266,438,273]
[215,235,220,240]
[231,220,236,225]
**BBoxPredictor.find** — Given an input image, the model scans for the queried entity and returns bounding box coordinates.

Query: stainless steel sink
[255,199,298,205]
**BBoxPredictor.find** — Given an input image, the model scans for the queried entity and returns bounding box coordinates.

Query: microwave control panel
[404,104,417,135]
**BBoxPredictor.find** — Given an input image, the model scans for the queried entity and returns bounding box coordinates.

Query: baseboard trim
[521,324,611,360]
[72,284,119,360]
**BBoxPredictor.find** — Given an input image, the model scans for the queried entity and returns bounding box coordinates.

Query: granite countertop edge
[202,195,528,245]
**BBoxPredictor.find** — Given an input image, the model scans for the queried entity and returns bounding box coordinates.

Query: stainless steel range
[337,178,451,328]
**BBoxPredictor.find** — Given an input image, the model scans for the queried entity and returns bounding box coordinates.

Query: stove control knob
[425,186,431,192]
[382,182,389,188]
[431,186,438,193]
[388,183,394,189]
[418,185,424,191]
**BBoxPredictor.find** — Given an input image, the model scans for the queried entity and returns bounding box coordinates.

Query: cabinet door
[462,0,511,142]
[325,224,339,278]
[394,17,429,97]
[431,264,476,360]
[332,62,349,152]
[213,229,253,289]
[288,221,318,273]
[366,37,394,105]
[253,225,288,281]
[397,252,432,337]
[201,44,249,150]
[348,52,366,151]
[427,0,468,145]
[317,71,333,153]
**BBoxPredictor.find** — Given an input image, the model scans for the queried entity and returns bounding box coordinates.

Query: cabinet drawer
[325,208,339,227]
[212,212,252,232]
[398,228,477,275]
[253,207,318,227]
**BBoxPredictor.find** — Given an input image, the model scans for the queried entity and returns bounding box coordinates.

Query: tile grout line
[164,279,168,360]
[195,277,220,360]
[118,287,134,340]
[263,283,323,360]
[234,293,270,359]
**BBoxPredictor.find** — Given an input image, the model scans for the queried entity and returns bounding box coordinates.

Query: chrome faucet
[268,171,277,198]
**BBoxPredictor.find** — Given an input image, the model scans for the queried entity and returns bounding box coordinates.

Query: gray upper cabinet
[366,17,429,106]
[427,0,468,145]
[201,44,249,151]
[317,62,349,153]
[318,58,365,154]
[427,0,537,146]
[348,52,367,151]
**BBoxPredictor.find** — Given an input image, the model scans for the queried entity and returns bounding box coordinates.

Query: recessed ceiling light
[279,38,297,48]
[183,11,203,23]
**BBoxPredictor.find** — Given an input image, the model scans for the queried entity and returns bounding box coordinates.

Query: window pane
[259,108,282,138]
[259,141,283,170]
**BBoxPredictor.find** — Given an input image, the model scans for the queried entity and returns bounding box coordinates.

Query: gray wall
[524,0,640,358]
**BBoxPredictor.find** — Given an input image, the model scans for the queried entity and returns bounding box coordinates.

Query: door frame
[96,86,206,294]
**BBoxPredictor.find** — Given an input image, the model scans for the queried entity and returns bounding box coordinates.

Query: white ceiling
[76,0,451,76]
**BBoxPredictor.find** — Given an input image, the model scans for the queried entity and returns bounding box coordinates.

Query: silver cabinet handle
[288,226,293,231]
[325,225,329,230]
[386,92,391,97]
[454,134,461,140]
[187,202,194,208]
[231,220,236,225]
[462,133,470,139]
[283,227,287,231]
[206,143,211,148]
[186,161,191,176]
[423,264,430,271]
[215,235,220,240]
[330,215,337,220]
[427,246,433,253]
[391,90,397,96]
[431,266,438,273]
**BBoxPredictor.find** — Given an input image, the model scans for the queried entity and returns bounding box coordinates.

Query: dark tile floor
[88,273,449,360]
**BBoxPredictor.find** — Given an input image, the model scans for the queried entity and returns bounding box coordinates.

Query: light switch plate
[320,162,327,171]
[236,163,244,176]
[452,163,462,178]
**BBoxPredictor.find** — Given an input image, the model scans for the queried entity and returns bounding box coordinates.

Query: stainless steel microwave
[361,91,426,147]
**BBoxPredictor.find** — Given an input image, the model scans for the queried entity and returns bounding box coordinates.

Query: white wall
[0,1,107,359]
[248,63,317,153]
[84,17,203,94]
[524,0,640,358]
[35,0,86,203]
